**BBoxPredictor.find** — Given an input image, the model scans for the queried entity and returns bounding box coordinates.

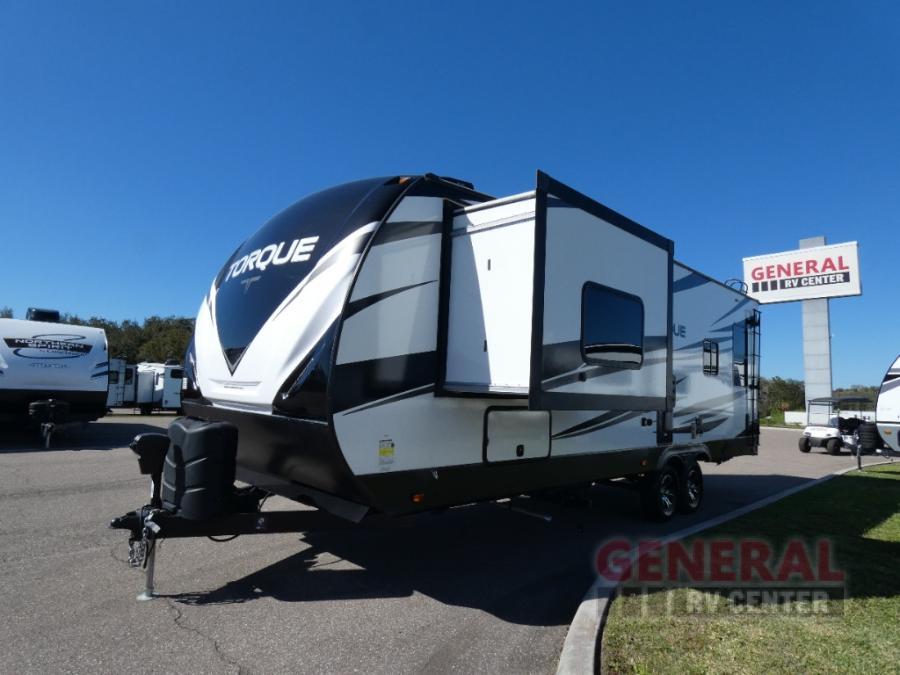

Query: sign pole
[799,236,833,415]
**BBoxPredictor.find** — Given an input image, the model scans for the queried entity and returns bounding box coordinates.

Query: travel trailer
[113,172,761,595]
[107,359,183,413]
[0,313,108,444]
[876,355,900,455]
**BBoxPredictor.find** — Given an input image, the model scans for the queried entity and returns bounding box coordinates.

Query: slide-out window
[703,340,719,375]
[581,282,644,369]
[733,322,747,386]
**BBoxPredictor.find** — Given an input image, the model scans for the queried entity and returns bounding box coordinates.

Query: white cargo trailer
[108,360,182,413]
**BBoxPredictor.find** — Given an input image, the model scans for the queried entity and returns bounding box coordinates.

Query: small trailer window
[170,369,184,379]
[581,283,644,368]
[703,340,719,375]
[733,322,747,386]
[109,371,119,384]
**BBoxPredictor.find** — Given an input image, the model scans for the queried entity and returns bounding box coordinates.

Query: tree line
[760,377,878,416]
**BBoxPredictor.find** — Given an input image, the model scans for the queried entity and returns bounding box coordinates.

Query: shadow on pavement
[0,421,165,453]
[163,468,885,626]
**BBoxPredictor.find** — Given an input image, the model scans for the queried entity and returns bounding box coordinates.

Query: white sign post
[742,239,862,418]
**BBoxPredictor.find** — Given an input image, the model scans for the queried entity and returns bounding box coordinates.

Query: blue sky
[1,1,898,387]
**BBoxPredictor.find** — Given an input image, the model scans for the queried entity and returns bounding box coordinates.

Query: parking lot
[0,420,885,674]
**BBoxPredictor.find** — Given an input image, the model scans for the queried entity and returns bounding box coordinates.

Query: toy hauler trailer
[107,359,183,413]
[0,314,108,445]
[112,173,760,595]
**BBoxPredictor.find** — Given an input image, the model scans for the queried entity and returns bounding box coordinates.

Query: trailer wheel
[140,405,153,416]
[641,465,679,522]
[798,437,811,453]
[826,438,841,455]
[677,461,703,514]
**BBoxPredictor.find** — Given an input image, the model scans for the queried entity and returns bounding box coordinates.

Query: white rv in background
[107,359,182,414]
[876,354,900,455]
[0,310,108,439]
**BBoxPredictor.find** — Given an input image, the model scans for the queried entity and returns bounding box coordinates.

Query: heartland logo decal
[224,237,320,282]
[4,334,93,359]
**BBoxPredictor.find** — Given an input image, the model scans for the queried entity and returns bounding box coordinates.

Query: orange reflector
[885,430,893,435]
[640,459,649,467]
[411,493,425,503]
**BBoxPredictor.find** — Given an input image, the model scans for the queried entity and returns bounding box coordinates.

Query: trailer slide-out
[111,172,761,596]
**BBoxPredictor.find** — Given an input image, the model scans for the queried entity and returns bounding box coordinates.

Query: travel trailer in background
[0,311,108,445]
[113,172,762,596]
[107,359,183,414]
[876,354,900,455]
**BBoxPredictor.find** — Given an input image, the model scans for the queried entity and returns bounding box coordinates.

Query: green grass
[601,463,900,674]
[759,410,802,428]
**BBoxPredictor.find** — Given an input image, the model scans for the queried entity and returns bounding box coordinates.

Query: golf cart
[799,396,881,456]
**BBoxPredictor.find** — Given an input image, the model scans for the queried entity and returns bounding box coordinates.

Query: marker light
[411,493,425,504]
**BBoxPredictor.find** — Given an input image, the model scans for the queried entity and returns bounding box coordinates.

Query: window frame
[733,321,748,387]
[580,281,645,371]
[702,339,719,376]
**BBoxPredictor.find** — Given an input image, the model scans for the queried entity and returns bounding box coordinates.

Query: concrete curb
[555,458,895,675]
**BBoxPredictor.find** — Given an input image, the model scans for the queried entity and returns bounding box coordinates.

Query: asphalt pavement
[0,418,883,674]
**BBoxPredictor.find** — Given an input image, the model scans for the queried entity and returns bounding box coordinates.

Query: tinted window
[213,178,405,370]
[124,368,134,384]
[733,322,747,386]
[581,283,644,368]
[170,369,184,379]
[109,371,119,384]
[703,340,719,375]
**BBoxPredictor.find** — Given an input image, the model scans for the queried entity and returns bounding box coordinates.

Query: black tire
[798,437,811,453]
[826,438,841,455]
[678,461,703,514]
[139,405,153,416]
[641,465,679,522]
[858,422,882,452]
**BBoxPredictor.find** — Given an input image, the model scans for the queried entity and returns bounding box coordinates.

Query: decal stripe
[343,280,436,320]
[331,351,437,413]
[340,384,435,416]
[672,272,710,294]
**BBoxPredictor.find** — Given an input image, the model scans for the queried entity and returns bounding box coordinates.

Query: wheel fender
[655,444,710,472]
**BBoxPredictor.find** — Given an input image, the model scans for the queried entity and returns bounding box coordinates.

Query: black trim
[358,444,663,516]
[537,171,673,251]
[183,400,375,507]
[371,220,443,245]
[434,200,455,396]
[0,388,107,423]
[527,176,549,410]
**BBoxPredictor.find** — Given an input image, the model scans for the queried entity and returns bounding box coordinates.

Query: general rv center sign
[742,242,861,304]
